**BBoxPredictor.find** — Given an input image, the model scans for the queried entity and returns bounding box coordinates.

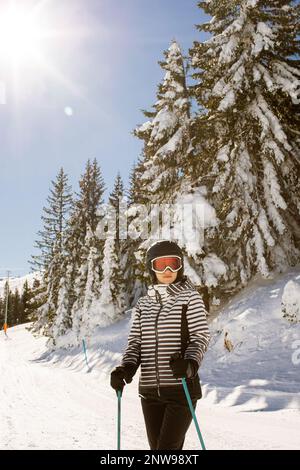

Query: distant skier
[110,240,210,450]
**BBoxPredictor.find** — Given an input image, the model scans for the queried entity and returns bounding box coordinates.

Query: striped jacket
[121,276,210,395]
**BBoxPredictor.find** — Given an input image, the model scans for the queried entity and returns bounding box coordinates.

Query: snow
[256,64,275,91]
[272,62,300,105]
[282,280,300,324]
[253,225,269,277]
[0,271,42,297]
[171,188,220,264]
[264,161,287,211]
[263,139,285,165]
[149,108,178,142]
[216,144,230,162]
[246,0,259,7]
[201,254,228,288]
[136,120,152,134]
[203,267,300,415]
[219,36,238,64]
[252,22,275,56]
[218,89,235,111]
[212,78,227,97]
[1,269,300,450]
[257,208,275,247]
[155,127,184,158]
[174,97,188,109]
[251,94,292,151]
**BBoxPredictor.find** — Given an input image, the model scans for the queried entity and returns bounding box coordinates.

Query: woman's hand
[169,352,198,379]
[110,363,138,394]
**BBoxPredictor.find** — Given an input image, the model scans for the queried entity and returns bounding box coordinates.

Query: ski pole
[117,390,122,450]
[82,339,91,371]
[182,378,206,450]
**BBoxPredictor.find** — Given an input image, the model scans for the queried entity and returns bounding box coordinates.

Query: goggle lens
[151,256,182,273]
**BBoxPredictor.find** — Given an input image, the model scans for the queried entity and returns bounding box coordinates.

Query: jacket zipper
[155,303,163,397]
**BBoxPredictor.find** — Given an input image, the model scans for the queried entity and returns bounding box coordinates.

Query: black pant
[140,389,197,450]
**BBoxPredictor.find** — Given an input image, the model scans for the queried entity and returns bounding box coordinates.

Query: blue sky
[0,0,209,276]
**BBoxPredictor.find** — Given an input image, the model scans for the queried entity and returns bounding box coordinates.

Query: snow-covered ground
[1,268,300,450]
[202,266,300,413]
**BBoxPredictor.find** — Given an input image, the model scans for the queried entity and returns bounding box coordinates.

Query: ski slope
[1,267,300,450]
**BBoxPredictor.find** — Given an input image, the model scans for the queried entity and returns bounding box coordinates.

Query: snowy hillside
[202,266,300,412]
[0,271,42,297]
[1,267,300,450]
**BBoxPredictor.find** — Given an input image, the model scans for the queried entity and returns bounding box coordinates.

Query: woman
[110,240,210,450]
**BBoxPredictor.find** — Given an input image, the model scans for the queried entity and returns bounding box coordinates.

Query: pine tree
[30,168,73,334]
[11,288,21,325]
[107,173,131,303]
[108,172,126,249]
[97,234,126,328]
[123,163,148,305]
[74,158,106,236]
[28,278,49,334]
[72,226,103,344]
[48,260,73,348]
[73,175,128,344]
[134,40,192,203]
[126,161,140,207]
[0,296,4,327]
[36,240,66,336]
[2,281,13,327]
[68,159,106,344]
[30,167,72,271]
[20,279,35,324]
[127,41,194,301]
[189,0,300,295]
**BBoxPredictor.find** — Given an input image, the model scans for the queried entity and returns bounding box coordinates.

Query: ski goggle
[151,255,182,273]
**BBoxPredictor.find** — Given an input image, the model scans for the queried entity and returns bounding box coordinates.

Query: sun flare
[0,3,45,65]
[0,1,88,102]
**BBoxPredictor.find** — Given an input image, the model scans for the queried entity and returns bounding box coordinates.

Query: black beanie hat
[146,240,184,284]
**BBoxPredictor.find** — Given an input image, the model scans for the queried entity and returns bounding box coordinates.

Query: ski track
[1,325,300,450]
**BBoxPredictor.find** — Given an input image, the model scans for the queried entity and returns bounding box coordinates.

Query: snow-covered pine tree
[30,167,72,271]
[126,161,141,207]
[28,278,48,334]
[69,159,106,344]
[66,158,105,273]
[128,40,195,297]
[41,239,66,336]
[49,260,74,348]
[107,172,132,307]
[134,39,192,203]
[86,175,128,331]
[189,0,300,295]
[29,168,72,333]
[108,172,126,249]
[96,233,126,328]
[72,225,103,345]
[124,161,149,305]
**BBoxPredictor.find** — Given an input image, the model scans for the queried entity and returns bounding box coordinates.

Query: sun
[0,3,45,66]
[0,1,87,102]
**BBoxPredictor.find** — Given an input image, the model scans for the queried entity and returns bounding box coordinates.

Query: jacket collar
[147,275,196,303]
